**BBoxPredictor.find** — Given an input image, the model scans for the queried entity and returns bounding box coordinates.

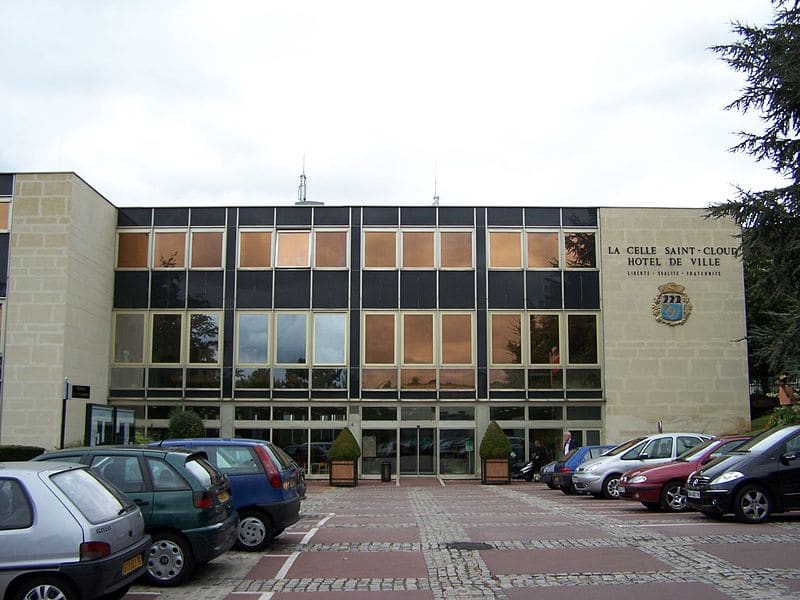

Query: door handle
[133,499,150,506]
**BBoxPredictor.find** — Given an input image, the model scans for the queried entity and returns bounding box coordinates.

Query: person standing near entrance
[778,374,798,405]
[562,431,577,456]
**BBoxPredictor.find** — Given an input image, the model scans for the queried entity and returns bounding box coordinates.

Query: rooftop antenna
[432,161,440,206]
[297,155,308,203]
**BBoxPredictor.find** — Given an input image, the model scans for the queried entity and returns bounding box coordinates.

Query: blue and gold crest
[652,282,692,326]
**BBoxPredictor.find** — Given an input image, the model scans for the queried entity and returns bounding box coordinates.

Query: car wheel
[660,480,688,512]
[733,485,771,524]
[237,510,274,551]
[602,474,622,499]
[146,532,194,586]
[11,576,77,600]
[641,501,660,510]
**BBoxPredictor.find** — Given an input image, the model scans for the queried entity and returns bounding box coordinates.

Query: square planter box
[481,458,510,484]
[329,459,358,486]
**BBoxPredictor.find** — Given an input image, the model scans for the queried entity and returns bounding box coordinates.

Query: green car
[34,446,238,587]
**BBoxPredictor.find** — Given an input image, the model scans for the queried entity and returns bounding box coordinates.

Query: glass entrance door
[399,427,436,474]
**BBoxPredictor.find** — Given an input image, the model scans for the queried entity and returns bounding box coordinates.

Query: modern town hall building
[0,172,749,478]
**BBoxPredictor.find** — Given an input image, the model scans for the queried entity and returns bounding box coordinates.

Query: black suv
[685,425,800,523]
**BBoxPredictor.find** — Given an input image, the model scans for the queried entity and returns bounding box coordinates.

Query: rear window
[51,468,127,524]
[183,456,223,488]
[266,443,296,470]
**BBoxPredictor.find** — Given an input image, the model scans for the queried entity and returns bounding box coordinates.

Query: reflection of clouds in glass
[277,314,307,363]
[238,315,268,363]
[314,314,345,363]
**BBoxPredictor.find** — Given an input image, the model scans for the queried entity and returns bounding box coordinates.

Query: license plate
[687,489,700,499]
[122,553,143,576]
[218,490,230,503]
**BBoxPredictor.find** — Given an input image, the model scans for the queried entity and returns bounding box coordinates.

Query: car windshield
[605,437,646,456]
[734,427,796,453]
[51,468,127,524]
[676,438,716,461]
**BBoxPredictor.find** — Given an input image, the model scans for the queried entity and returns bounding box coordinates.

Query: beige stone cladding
[599,207,749,443]
[0,173,116,448]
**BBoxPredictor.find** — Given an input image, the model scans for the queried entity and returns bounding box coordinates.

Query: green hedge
[0,445,46,461]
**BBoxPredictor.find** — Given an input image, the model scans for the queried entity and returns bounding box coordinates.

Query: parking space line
[274,551,300,579]
[299,513,334,545]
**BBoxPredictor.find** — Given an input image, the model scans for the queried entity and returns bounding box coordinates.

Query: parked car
[34,446,237,586]
[0,461,150,600]
[685,425,800,523]
[619,435,750,511]
[152,438,303,550]
[552,445,615,494]
[573,433,711,498]
[539,460,559,488]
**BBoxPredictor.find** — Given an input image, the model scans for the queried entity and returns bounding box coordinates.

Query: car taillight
[254,445,283,489]
[193,490,214,509]
[560,467,572,473]
[80,541,110,561]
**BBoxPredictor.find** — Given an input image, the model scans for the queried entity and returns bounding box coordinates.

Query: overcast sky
[0,1,783,208]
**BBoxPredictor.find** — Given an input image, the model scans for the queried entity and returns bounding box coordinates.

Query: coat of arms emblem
[652,282,692,326]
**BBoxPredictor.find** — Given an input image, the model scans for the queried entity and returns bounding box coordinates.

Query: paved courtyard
[126,478,800,600]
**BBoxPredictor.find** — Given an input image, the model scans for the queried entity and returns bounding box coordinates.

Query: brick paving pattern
[125,479,800,600]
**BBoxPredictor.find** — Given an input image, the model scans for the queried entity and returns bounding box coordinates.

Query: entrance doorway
[399,427,436,475]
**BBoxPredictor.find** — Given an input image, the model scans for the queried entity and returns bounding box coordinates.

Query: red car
[619,436,750,512]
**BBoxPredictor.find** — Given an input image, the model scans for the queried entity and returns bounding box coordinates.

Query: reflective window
[364,314,395,364]
[364,231,397,268]
[276,314,307,364]
[442,313,472,364]
[401,406,435,420]
[528,368,563,389]
[362,407,397,420]
[440,231,472,268]
[529,314,559,365]
[566,368,601,389]
[235,368,270,388]
[489,231,521,268]
[311,406,347,421]
[403,314,433,364]
[191,231,223,268]
[189,313,219,364]
[564,232,596,268]
[491,314,521,364]
[361,368,397,389]
[529,406,563,420]
[312,368,347,389]
[489,368,525,389]
[239,231,272,268]
[439,429,475,475]
[566,405,602,420]
[114,314,144,363]
[235,406,270,420]
[110,367,144,389]
[313,313,346,364]
[151,314,181,363]
[276,231,310,267]
[439,368,475,389]
[272,368,309,388]
[187,368,220,388]
[440,406,475,421]
[237,313,269,364]
[567,314,597,363]
[0,203,9,230]
[490,406,525,420]
[401,368,436,389]
[117,232,149,268]
[154,232,186,268]
[314,230,348,268]
[402,231,434,268]
[527,232,559,268]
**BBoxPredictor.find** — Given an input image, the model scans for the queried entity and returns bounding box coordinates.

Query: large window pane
[238,314,268,364]
[567,314,597,364]
[490,406,525,420]
[117,232,149,268]
[315,231,348,268]
[442,314,472,364]
[401,368,436,389]
[272,368,309,388]
[187,368,221,388]
[115,314,144,363]
[154,232,186,268]
[239,231,272,268]
[310,429,343,475]
[439,369,475,389]
[0,203,9,230]
[276,314,307,364]
[530,314,559,365]
[364,314,395,364]
[489,231,521,268]
[489,368,525,389]
[491,314,521,364]
[402,231,434,268]
[191,231,223,268]
[312,368,347,389]
[439,429,475,475]
[527,232,559,268]
[152,314,182,363]
[362,429,397,475]
[234,368,270,388]
[364,231,396,268]
[440,232,472,268]
[272,429,309,471]
[361,368,397,389]
[403,314,433,364]
[314,313,346,364]
[565,232,596,268]
[276,231,310,267]
[189,313,219,363]
[440,406,475,421]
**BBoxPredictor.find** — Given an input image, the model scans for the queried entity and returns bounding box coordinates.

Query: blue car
[152,439,303,551]
[551,445,615,494]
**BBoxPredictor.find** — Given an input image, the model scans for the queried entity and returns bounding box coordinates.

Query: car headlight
[710,471,744,485]
[629,475,647,484]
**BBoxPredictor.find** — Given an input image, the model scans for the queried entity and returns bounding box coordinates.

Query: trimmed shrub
[328,428,361,461]
[167,408,205,438]
[479,421,512,460]
[0,445,46,461]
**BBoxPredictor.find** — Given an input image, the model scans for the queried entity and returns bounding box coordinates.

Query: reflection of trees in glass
[564,232,596,268]
[190,314,219,363]
[159,250,179,268]
[152,315,181,363]
[568,315,598,363]
[529,315,559,364]
[273,368,309,388]
[490,368,525,389]
[235,368,270,388]
[312,368,346,389]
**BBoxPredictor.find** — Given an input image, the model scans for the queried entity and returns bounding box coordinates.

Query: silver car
[0,462,150,600]
[572,433,711,498]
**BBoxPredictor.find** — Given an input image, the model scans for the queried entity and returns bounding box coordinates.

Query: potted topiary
[328,428,361,486]
[479,421,512,484]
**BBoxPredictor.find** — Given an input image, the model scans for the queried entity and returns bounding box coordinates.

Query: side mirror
[781,452,797,463]
[638,453,649,460]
